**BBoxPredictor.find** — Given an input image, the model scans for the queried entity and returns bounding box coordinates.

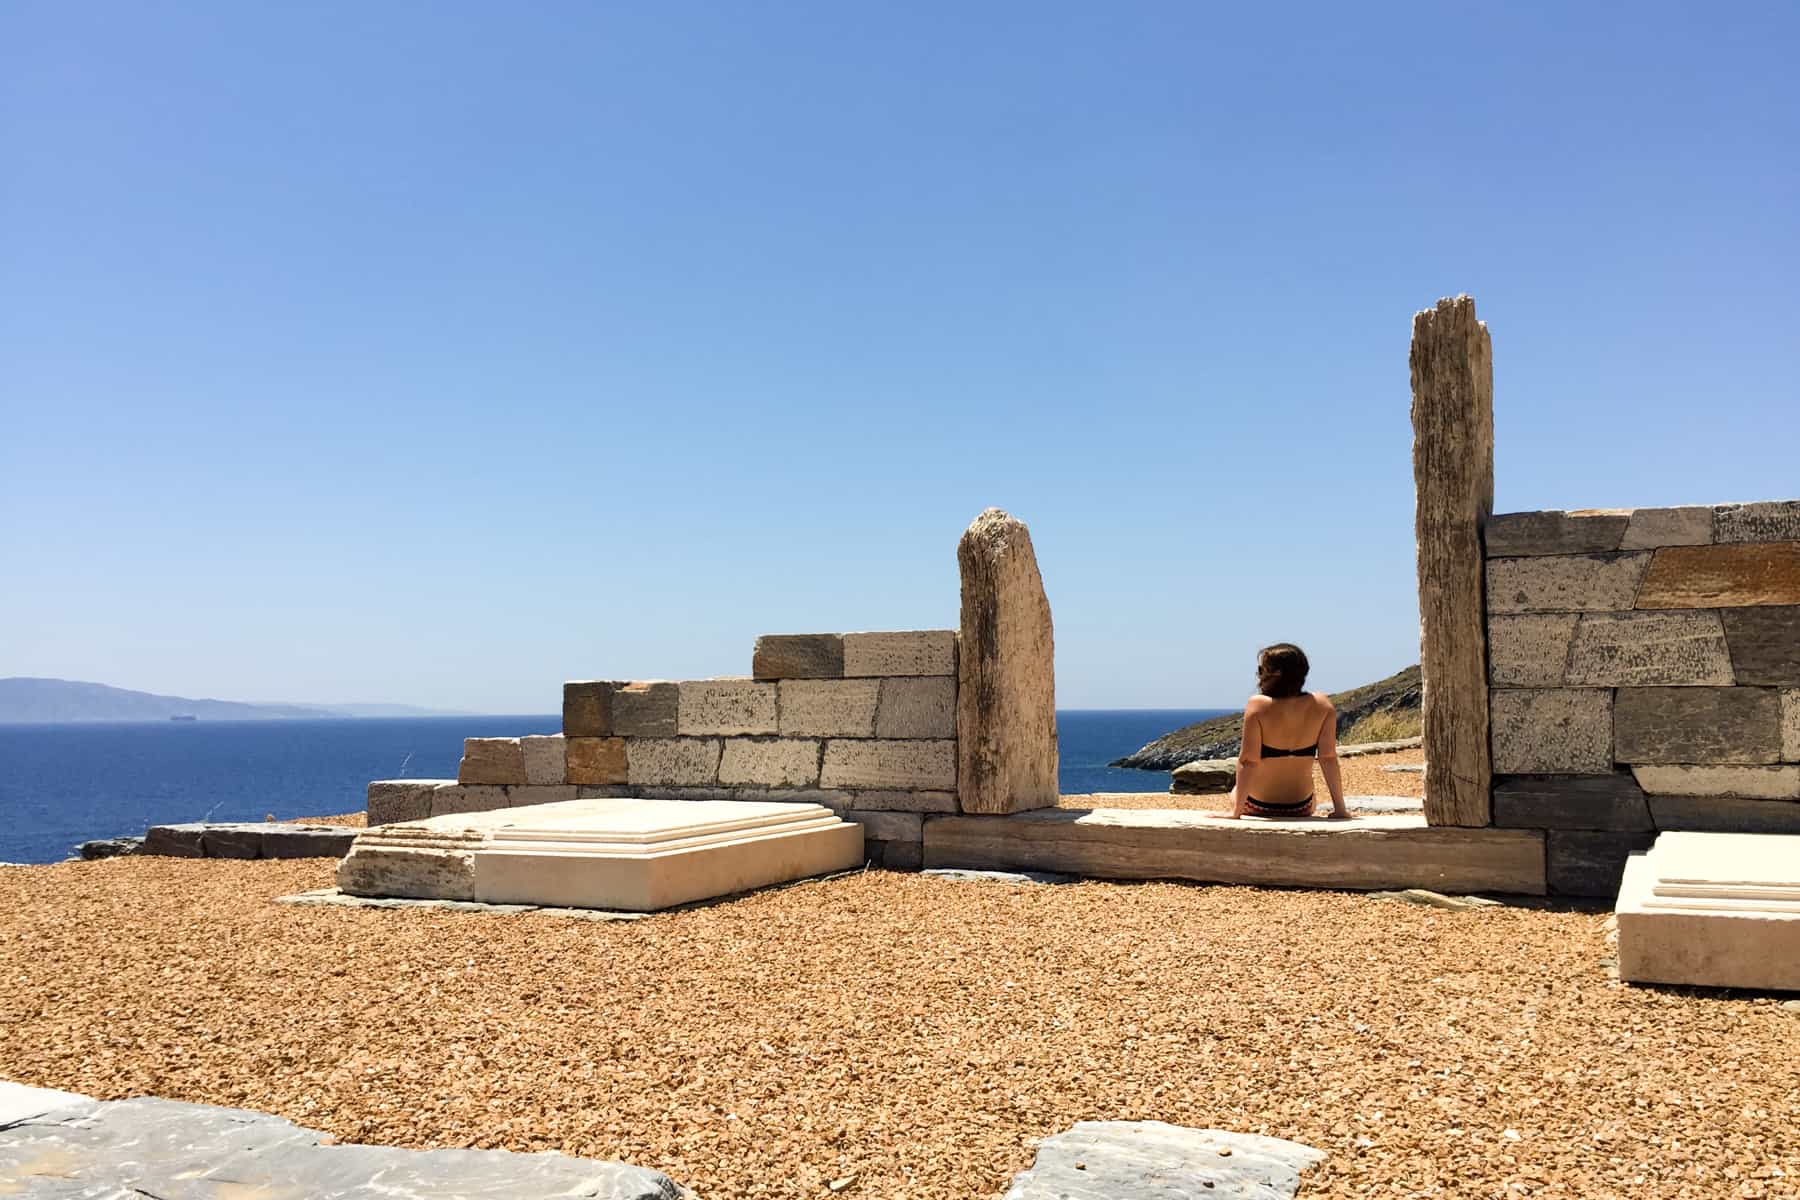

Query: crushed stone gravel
[3,853,1796,1198]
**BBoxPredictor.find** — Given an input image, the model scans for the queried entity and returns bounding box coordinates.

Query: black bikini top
[1261,743,1319,759]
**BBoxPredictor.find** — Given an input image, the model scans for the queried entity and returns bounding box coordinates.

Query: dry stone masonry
[1485,499,1800,893]
[367,629,961,870]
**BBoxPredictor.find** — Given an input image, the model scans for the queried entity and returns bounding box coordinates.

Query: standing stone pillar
[1411,295,1495,826]
[957,508,1059,814]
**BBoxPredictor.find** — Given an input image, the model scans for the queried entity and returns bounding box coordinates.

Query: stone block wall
[1485,500,1800,893]
[368,629,959,870]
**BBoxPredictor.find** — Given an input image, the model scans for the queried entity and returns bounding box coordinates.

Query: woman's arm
[1229,703,1264,818]
[1317,699,1349,818]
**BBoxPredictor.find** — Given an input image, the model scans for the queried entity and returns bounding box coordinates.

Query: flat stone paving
[1002,1121,1325,1200]
[0,1081,693,1199]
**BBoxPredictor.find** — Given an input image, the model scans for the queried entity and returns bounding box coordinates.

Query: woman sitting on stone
[1227,643,1350,820]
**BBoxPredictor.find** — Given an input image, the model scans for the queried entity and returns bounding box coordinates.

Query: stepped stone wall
[368,629,959,870]
[1484,500,1800,893]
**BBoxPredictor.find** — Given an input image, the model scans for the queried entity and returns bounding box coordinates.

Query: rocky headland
[1109,665,1422,770]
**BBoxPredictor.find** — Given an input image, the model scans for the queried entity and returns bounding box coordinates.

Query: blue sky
[3,2,1796,712]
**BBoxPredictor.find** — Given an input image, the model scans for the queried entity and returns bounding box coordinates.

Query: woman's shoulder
[1245,694,1274,712]
[1308,691,1336,712]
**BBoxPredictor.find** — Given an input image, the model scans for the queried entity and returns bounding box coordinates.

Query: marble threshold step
[922,810,1546,895]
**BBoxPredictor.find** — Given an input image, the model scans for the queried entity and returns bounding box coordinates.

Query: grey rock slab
[1369,889,1500,911]
[1547,829,1656,897]
[1171,759,1236,794]
[612,681,679,737]
[1648,795,1800,834]
[1492,773,1652,831]
[1346,795,1425,813]
[921,868,1077,885]
[0,1081,97,1129]
[142,823,207,857]
[1619,505,1715,550]
[1721,606,1800,685]
[1381,764,1426,773]
[260,827,357,859]
[842,630,957,677]
[1486,553,1651,613]
[1488,613,1580,687]
[77,836,143,859]
[1564,610,1734,686]
[1613,686,1781,764]
[367,780,443,826]
[874,675,957,739]
[1002,1120,1325,1200]
[1714,500,1800,543]
[201,826,264,859]
[0,1089,690,1199]
[1490,689,1614,773]
[1485,509,1628,557]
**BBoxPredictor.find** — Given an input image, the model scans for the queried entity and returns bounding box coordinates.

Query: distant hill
[1109,665,1423,770]
[0,678,466,723]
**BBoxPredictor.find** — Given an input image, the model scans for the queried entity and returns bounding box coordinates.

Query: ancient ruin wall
[1484,501,1800,892]
[367,630,958,870]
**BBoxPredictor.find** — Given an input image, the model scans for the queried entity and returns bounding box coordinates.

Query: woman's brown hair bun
[1256,643,1310,699]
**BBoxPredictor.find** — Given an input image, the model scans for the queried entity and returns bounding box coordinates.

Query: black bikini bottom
[1244,794,1315,817]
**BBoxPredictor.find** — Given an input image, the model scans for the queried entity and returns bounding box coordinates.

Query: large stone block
[718,738,822,788]
[1412,295,1493,828]
[1720,606,1800,685]
[1563,610,1734,686]
[520,735,567,786]
[367,780,441,826]
[843,630,957,677]
[957,509,1058,814]
[843,810,924,843]
[431,785,510,816]
[1485,509,1628,557]
[1630,764,1800,800]
[1635,542,1800,609]
[1546,829,1656,897]
[612,681,679,736]
[565,737,628,786]
[563,681,618,737]
[843,789,959,813]
[777,679,878,737]
[1619,506,1715,550]
[821,739,957,791]
[1617,833,1800,990]
[142,824,206,857]
[459,738,525,785]
[1490,689,1613,773]
[1491,773,1652,831]
[1714,500,1800,543]
[626,738,722,787]
[875,675,957,739]
[1613,687,1781,764]
[1485,553,1650,614]
[1648,794,1800,834]
[1785,690,1800,761]
[506,785,578,807]
[1487,614,1579,687]
[677,679,777,735]
[751,634,844,680]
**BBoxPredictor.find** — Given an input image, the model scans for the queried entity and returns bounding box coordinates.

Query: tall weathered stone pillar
[1411,295,1495,826]
[957,508,1059,814]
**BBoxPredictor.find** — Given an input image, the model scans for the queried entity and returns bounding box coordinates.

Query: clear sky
[3,2,1796,713]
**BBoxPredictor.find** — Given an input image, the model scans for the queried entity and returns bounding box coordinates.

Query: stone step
[1617,832,1800,991]
[140,823,356,860]
[338,796,864,912]
[922,810,1546,894]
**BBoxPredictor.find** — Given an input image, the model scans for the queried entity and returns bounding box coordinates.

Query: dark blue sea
[0,709,1224,865]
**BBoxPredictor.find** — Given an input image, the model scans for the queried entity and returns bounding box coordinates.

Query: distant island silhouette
[0,677,467,723]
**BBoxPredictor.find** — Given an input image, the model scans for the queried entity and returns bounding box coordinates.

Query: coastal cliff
[1109,665,1422,770]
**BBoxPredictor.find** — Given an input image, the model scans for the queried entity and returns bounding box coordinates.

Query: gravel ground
[1066,749,1427,812]
[3,855,1796,1198]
